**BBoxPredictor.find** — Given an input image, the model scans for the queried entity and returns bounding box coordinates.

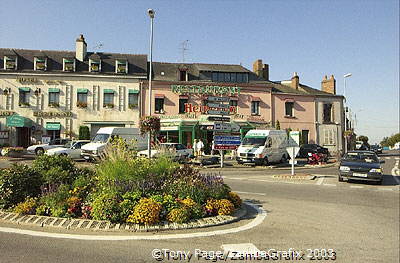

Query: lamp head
[147,9,155,18]
[344,73,352,78]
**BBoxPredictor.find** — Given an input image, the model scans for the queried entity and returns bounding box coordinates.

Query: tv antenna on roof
[93,43,104,52]
[180,40,189,63]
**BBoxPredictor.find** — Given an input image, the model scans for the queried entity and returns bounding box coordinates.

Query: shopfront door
[16,127,31,148]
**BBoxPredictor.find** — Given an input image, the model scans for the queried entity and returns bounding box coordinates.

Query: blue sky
[1,0,398,143]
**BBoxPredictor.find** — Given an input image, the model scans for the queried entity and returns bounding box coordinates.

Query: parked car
[298,144,329,158]
[338,151,384,184]
[137,143,193,162]
[27,138,71,155]
[45,140,91,159]
[370,144,383,154]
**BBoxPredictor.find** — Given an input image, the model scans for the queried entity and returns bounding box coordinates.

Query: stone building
[0,35,147,147]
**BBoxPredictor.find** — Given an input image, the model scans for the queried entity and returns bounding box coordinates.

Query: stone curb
[202,162,338,170]
[271,174,316,180]
[0,205,247,233]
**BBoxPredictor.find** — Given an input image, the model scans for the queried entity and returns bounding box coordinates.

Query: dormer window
[4,56,17,70]
[34,57,47,71]
[89,59,101,72]
[179,70,188,81]
[63,58,75,72]
[116,60,128,73]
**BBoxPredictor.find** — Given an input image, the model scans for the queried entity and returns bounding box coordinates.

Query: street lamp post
[343,73,352,153]
[147,9,155,158]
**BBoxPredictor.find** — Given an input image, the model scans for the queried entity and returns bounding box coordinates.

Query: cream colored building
[0,35,147,147]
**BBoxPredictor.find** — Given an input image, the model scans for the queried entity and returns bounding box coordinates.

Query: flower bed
[0,138,242,225]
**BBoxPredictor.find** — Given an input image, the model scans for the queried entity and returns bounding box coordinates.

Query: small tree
[79,126,90,140]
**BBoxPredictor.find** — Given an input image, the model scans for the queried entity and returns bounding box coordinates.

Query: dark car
[298,144,329,158]
[338,151,384,184]
[370,144,383,154]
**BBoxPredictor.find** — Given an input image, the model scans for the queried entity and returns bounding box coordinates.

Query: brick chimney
[291,72,299,90]
[253,59,269,80]
[75,34,87,62]
[321,75,336,94]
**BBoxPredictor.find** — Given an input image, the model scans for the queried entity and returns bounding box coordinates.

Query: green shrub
[166,207,190,223]
[91,191,122,222]
[119,191,142,221]
[79,126,90,140]
[126,198,162,225]
[32,155,76,185]
[228,192,242,208]
[71,168,96,200]
[14,197,38,215]
[0,164,43,209]
[38,184,70,217]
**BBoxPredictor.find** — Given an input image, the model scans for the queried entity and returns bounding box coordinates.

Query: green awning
[6,115,33,128]
[36,58,45,62]
[49,88,60,93]
[77,88,88,93]
[117,60,127,65]
[19,87,31,92]
[128,89,139,94]
[46,123,61,130]
[64,59,74,63]
[103,89,115,94]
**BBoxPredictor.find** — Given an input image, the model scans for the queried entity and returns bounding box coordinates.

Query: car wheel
[280,154,288,163]
[35,148,44,155]
[263,157,269,166]
[338,174,344,182]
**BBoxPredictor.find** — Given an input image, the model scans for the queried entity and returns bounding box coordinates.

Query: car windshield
[64,141,73,148]
[242,137,266,146]
[92,134,110,143]
[344,152,378,163]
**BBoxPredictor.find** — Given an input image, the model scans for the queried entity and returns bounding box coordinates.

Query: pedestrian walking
[193,139,198,158]
[197,139,204,157]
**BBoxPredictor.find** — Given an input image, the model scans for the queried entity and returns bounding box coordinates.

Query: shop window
[285,102,294,117]
[323,103,333,123]
[49,92,60,107]
[103,93,114,108]
[19,89,30,107]
[77,92,88,108]
[116,60,128,73]
[34,57,47,71]
[155,98,164,113]
[89,59,101,72]
[4,56,17,70]
[179,98,188,114]
[230,100,238,107]
[128,93,139,109]
[63,58,75,72]
[251,101,260,115]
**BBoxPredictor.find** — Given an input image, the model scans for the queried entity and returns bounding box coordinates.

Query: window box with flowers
[104,103,114,109]
[49,102,60,108]
[19,102,30,108]
[77,101,88,108]
[128,103,138,109]
[5,61,16,70]
[1,147,24,157]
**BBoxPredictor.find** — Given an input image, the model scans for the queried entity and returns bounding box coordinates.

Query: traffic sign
[208,116,230,122]
[208,110,229,116]
[207,102,230,109]
[214,135,241,141]
[214,145,237,150]
[286,146,300,159]
[214,123,232,132]
[207,96,230,102]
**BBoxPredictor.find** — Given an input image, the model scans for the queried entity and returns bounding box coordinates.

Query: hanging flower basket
[139,116,160,135]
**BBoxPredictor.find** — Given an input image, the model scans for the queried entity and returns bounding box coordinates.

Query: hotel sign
[171,85,241,96]
[33,111,73,118]
[0,111,14,117]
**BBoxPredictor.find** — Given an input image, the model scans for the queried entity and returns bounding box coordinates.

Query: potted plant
[19,102,30,107]
[128,103,138,109]
[104,103,114,109]
[49,102,60,108]
[77,101,88,108]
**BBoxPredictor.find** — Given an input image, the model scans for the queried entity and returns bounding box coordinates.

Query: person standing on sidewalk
[197,139,204,157]
[193,139,198,158]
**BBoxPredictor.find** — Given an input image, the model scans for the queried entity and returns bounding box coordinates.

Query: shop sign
[33,111,72,118]
[0,111,14,117]
[0,131,9,139]
[208,116,230,122]
[159,113,197,119]
[17,77,40,84]
[41,135,51,144]
[171,85,241,96]
[184,103,236,114]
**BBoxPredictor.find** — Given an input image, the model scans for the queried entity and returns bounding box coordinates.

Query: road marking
[385,157,391,160]
[0,202,266,241]
[235,191,266,196]
[395,157,400,160]
[221,243,260,257]
[391,167,400,184]
[315,177,325,185]
[377,188,393,191]
[323,183,336,187]
[350,185,364,189]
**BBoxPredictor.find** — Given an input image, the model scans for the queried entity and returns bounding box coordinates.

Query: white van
[81,127,147,161]
[236,129,289,165]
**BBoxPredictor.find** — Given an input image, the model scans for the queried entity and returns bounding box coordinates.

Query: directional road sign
[207,102,230,109]
[214,145,237,150]
[208,110,230,116]
[207,96,230,102]
[213,122,240,132]
[208,116,230,122]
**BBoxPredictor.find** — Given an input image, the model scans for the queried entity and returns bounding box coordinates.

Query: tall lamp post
[343,73,352,153]
[147,9,155,158]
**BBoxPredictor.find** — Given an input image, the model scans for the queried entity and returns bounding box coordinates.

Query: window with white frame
[128,93,139,109]
[116,60,128,73]
[323,103,333,123]
[49,91,60,107]
[4,56,17,70]
[323,129,334,145]
[63,58,75,72]
[19,88,30,106]
[103,91,114,107]
[34,57,47,71]
[285,101,294,117]
[251,101,260,115]
[89,59,101,72]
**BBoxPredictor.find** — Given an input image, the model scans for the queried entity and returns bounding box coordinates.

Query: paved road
[0,151,399,262]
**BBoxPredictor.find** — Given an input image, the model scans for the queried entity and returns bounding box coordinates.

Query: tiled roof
[0,48,147,76]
